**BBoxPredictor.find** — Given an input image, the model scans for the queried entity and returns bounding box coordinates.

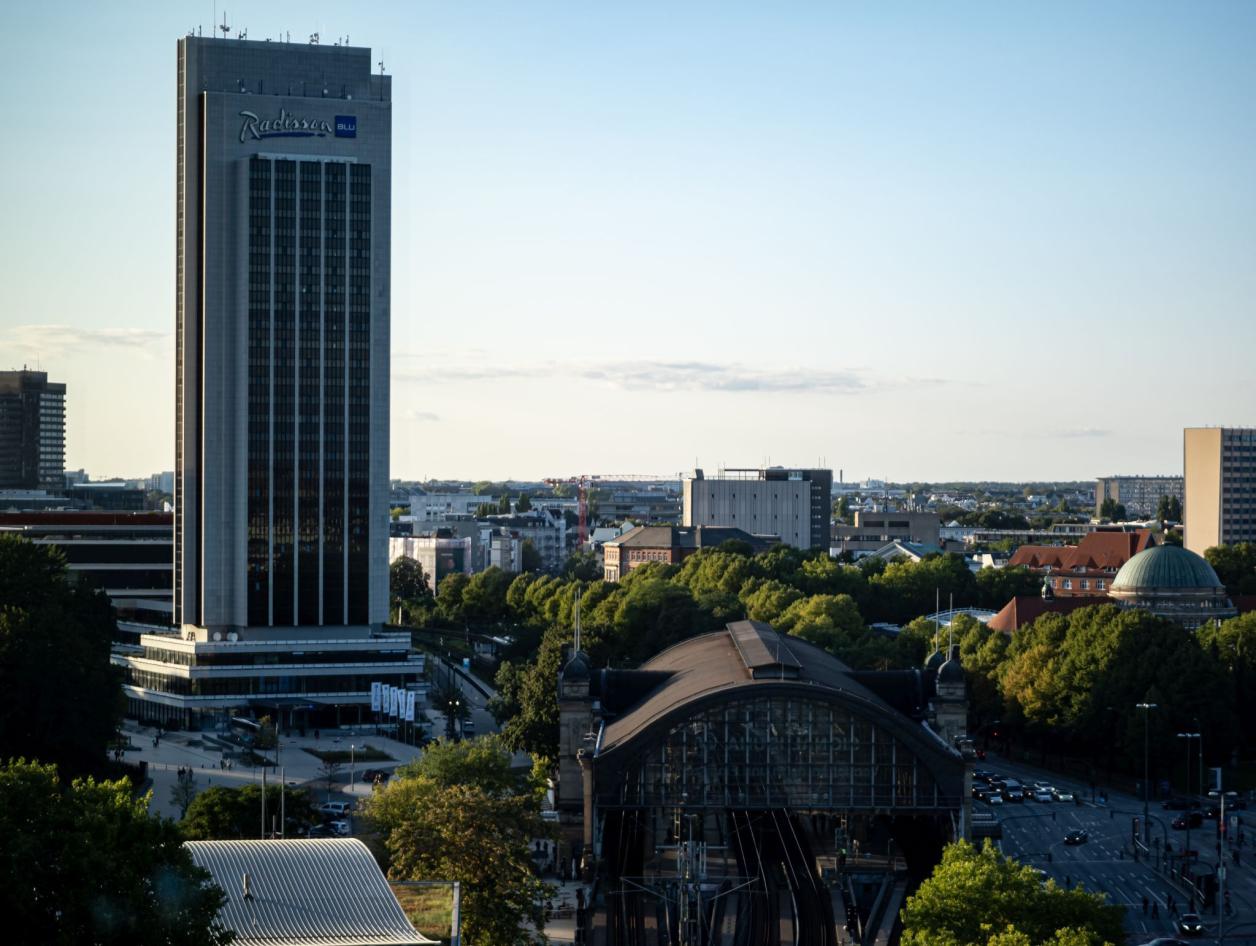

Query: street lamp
[349,743,356,794]
[1177,731,1201,907]
[1136,703,1157,848]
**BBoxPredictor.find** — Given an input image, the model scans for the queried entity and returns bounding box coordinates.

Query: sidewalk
[121,720,425,818]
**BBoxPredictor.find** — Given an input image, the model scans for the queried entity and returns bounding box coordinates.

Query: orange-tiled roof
[987,595,1110,634]
[1007,530,1153,574]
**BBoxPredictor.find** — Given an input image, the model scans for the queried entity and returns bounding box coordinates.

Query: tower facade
[0,370,65,491]
[175,37,391,632]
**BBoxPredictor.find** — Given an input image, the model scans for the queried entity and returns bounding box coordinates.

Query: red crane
[543,474,683,547]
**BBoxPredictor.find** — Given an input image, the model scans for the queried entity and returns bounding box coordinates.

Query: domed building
[1108,544,1236,629]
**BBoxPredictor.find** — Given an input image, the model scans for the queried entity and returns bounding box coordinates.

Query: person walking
[1141,895,1149,915]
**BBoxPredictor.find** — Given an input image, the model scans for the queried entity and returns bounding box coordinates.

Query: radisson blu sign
[238,109,357,142]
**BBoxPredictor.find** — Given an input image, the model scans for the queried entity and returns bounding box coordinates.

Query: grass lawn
[390,883,452,945]
[303,745,393,764]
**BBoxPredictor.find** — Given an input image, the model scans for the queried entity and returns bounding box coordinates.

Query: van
[318,801,351,817]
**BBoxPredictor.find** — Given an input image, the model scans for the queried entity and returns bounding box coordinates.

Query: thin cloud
[3,324,169,359]
[400,409,441,423]
[1047,427,1111,439]
[395,354,939,396]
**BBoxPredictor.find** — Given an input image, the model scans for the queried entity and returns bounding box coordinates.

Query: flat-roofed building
[1095,474,1183,518]
[1185,427,1256,555]
[683,467,832,550]
[832,510,940,557]
[0,369,65,492]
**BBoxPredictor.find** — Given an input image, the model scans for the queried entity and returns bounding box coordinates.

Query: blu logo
[334,115,357,138]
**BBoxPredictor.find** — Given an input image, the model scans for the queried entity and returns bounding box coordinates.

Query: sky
[2,1,1253,483]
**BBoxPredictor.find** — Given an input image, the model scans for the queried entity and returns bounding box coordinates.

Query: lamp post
[1178,731,1201,907]
[1136,703,1157,847]
[349,743,356,794]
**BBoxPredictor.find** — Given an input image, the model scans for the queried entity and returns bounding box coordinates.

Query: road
[982,753,1256,944]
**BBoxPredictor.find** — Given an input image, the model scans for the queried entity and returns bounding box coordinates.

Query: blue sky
[2,1,1253,481]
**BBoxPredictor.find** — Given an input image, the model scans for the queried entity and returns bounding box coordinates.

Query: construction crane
[543,474,684,547]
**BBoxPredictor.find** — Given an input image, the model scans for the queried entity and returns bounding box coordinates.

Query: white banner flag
[370,682,382,712]
[391,687,401,717]
[405,690,416,722]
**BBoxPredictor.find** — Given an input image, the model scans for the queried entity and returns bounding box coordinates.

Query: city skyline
[2,1,1254,481]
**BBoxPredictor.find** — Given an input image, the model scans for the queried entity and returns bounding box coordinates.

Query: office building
[832,510,941,557]
[1184,427,1256,555]
[116,35,418,729]
[0,370,65,491]
[1095,475,1183,519]
[388,533,472,592]
[682,467,832,550]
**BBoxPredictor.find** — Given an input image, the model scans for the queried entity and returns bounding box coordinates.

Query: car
[1063,830,1089,845]
[318,801,352,817]
[986,793,1004,805]
[973,769,994,782]
[1052,788,1075,802]
[972,786,988,800]
[974,748,987,760]
[360,768,391,785]
[1171,812,1203,830]
[327,819,352,836]
[1034,790,1054,802]
[1176,913,1204,937]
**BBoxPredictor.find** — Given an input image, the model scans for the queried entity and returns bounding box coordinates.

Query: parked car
[1052,788,1075,802]
[1063,830,1089,845]
[1172,813,1203,830]
[318,801,352,818]
[1176,913,1204,937]
[328,820,352,836]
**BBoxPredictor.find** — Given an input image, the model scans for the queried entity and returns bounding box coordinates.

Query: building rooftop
[184,838,434,946]
[1008,529,1154,572]
[1111,544,1225,591]
[606,525,773,550]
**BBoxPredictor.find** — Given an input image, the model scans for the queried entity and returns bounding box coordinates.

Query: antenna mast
[573,589,582,654]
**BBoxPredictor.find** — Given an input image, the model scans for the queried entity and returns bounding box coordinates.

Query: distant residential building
[1095,474,1184,518]
[0,369,65,491]
[602,525,776,582]
[596,488,681,524]
[480,508,568,571]
[409,491,498,521]
[833,510,940,557]
[1008,529,1155,596]
[683,467,832,550]
[1184,427,1256,555]
[388,533,472,592]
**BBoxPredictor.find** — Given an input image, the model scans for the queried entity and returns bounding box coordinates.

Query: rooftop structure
[184,838,435,946]
[1008,529,1155,597]
[1107,544,1236,628]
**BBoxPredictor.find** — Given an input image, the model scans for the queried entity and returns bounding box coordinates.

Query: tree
[0,759,230,945]
[0,535,123,777]
[975,566,1042,610]
[1204,543,1256,596]
[391,555,432,605]
[319,759,344,800]
[899,840,1123,946]
[395,733,534,796]
[497,495,512,514]
[563,551,601,581]
[364,774,553,946]
[437,571,470,624]
[1097,497,1126,522]
[775,594,865,653]
[1156,494,1182,523]
[515,493,532,512]
[169,768,199,818]
[520,539,543,573]
[181,783,317,839]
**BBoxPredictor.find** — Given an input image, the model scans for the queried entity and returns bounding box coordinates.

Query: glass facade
[246,156,371,627]
[611,696,950,811]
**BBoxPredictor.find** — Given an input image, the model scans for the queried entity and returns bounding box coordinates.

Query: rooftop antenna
[219,10,229,38]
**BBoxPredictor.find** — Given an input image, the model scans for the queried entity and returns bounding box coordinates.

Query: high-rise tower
[175,36,391,632]
[0,369,66,492]
[117,36,419,729]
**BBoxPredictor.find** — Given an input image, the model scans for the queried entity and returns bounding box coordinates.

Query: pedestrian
[1151,903,1159,920]
[1141,895,1149,915]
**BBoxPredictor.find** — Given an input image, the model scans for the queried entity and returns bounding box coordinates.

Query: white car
[1034,790,1053,802]
[328,820,352,836]
[986,793,1005,805]
[1052,788,1075,802]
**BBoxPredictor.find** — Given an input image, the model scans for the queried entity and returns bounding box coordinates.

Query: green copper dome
[1111,545,1223,591]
